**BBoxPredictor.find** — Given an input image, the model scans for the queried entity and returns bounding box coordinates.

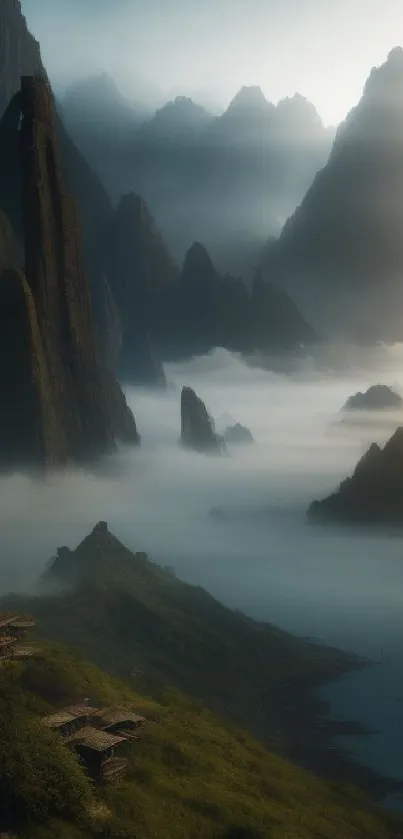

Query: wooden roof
[42,705,98,728]
[0,635,17,647]
[67,726,127,752]
[64,704,100,717]
[0,614,18,629]
[9,618,36,630]
[42,711,78,728]
[95,707,146,727]
[0,613,36,629]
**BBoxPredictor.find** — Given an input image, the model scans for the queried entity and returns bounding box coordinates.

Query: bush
[0,707,93,827]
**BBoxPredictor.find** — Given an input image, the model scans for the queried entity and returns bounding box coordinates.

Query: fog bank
[3,344,403,782]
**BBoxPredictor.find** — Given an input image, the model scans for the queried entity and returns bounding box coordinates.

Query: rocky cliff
[265,47,403,340]
[308,427,403,524]
[104,192,178,383]
[162,245,317,360]
[0,0,45,117]
[0,76,138,469]
[180,387,225,453]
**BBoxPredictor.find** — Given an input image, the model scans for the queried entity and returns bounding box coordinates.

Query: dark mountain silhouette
[342,385,403,412]
[309,427,403,524]
[265,47,403,340]
[0,77,138,470]
[63,82,332,274]
[0,0,46,117]
[104,193,178,384]
[0,3,165,382]
[181,386,225,453]
[160,245,317,360]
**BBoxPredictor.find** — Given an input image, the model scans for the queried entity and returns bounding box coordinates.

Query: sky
[21,0,403,125]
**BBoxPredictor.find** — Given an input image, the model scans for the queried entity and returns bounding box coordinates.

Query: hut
[0,635,17,660]
[8,617,36,636]
[94,707,146,739]
[67,726,128,782]
[42,706,98,738]
[0,615,18,635]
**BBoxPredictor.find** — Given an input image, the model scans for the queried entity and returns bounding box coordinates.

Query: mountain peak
[228,85,270,111]
[363,46,403,102]
[276,93,323,133]
[65,73,121,102]
[182,242,217,280]
[387,45,403,65]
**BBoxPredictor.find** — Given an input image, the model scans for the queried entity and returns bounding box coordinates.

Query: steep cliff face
[180,387,225,453]
[0,0,45,117]
[265,48,403,340]
[0,267,62,468]
[105,193,177,383]
[0,0,119,365]
[0,76,138,470]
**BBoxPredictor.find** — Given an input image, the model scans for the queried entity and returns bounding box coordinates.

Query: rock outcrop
[308,427,403,524]
[342,385,403,412]
[265,47,403,340]
[223,423,254,444]
[180,387,225,453]
[0,0,46,117]
[0,76,138,469]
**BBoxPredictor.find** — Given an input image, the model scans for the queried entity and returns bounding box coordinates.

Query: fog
[21,0,403,125]
[3,344,403,784]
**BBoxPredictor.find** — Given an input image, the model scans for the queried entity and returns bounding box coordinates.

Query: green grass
[1,643,402,839]
[4,522,360,762]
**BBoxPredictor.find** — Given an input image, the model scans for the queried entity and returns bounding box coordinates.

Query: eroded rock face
[308,427,403,524]
[342,385,403,412]
[180,386,225,453]
[0,76,138,470]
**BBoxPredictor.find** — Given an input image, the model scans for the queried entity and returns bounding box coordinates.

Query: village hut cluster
[42,702,146,784]
[0,613,37,660]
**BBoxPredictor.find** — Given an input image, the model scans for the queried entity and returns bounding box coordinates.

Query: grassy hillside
[3,523,361,765]
[1,643,402,839]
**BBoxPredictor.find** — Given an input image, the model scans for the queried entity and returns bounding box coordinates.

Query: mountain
[1,643,399,839]
[0,0,46,117]
[62,82,332,275]
[0,4,166,382]
[104,193,178,384]
[3,520,392,800]
[59,74,146,192]
[124,87,331,274]
[265,47,403,340]
[160,244,317,359]
[309,426,403,524]
[134,95,212,143]
[0,77,138,469]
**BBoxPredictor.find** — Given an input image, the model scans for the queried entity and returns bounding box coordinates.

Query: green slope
[4,522,360,762]
[1,644,401,839]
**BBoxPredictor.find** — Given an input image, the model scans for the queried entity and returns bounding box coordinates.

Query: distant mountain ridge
[264,47,403,340]
[62,78,333,274]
